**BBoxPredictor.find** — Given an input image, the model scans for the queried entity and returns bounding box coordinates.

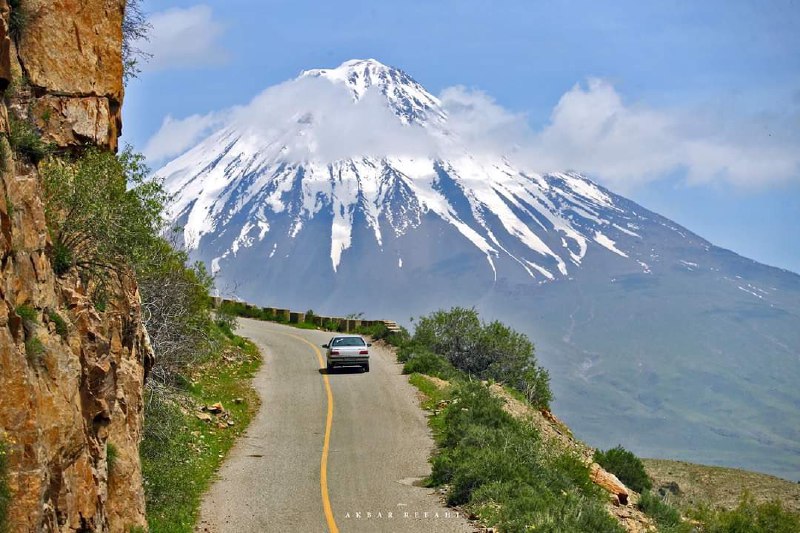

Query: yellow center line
[284,332,340,533]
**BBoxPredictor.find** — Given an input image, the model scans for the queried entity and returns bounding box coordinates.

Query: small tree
[122,0,152,83]
[413,307,552,408]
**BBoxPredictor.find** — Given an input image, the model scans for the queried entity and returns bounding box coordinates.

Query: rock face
[0,1,152,531]
[18,0,125,150]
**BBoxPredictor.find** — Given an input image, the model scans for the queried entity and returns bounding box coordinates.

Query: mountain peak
[300,58,443,123]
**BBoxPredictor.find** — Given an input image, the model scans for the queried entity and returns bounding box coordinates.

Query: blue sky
[123,0,800,272]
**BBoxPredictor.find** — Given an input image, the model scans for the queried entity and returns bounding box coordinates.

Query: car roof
[331,334,363,338]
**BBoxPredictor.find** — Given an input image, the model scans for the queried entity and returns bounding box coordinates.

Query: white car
[322,335,371,372]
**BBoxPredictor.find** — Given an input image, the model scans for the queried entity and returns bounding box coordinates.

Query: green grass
[637,490,689,532]
[47,309,68,339]
[689,494,800,533]
[14,304,37,323]
[24,337,44,363]
[408,377,623,533]
[8,115,51,164]
[141,334,261,532]
[107,442,118,473]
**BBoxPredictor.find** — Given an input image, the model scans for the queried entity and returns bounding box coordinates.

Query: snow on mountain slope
[155,59,800,480]
[159,59,640,281]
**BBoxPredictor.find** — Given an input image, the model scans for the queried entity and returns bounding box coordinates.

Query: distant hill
[643,459,800,513]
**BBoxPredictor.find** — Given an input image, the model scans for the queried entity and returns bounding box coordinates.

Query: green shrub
[413,307,551,408]
[0,440,10,533]
[42,147,167,283]
[47,309,68,339]
[14,304,37,323]
[8,115,51,164]
[402,349,457,379]
[51,240,73,276]
[107,442,118,473]
[593,445,652,493]
[25,336,44,363]
[356,322,391,339]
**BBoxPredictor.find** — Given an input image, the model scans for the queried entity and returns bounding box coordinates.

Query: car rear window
[331,337,366,347]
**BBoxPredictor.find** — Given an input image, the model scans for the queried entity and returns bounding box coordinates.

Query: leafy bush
[8,115,51,164]
[42,148,167,282]
[593,445,652,493]
[402,349,458,379]
[413,307,551,408]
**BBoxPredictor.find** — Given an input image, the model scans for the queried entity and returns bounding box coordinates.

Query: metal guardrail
[212,297,401,334]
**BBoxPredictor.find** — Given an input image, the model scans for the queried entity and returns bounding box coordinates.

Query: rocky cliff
[0,1,152,531]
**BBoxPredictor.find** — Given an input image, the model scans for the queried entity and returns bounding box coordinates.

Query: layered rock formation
[0,1,152,531]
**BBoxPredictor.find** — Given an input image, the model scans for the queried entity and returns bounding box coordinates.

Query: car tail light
[359,350,369,355]
[331,350,340,355]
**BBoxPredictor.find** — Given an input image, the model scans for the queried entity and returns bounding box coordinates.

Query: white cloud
[145,71,800,189]
[230,77,434,162]
[439,86,530,155]
[141,5,227,71]
[517,79,800,189]
[143,112,222,162]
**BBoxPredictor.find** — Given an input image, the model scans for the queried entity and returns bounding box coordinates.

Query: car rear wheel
[363,363,370,372]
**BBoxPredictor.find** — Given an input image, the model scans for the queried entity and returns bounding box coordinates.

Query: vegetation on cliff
[37,136,259,530]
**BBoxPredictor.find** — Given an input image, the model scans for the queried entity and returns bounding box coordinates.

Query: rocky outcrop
[590,462,629,505]
[0,1,151,531]
[16,0,125,150]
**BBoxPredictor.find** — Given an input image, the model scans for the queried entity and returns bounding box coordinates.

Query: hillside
[643,459,800,514]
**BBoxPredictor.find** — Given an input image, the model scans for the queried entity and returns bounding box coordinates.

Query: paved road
[196,319,473,533]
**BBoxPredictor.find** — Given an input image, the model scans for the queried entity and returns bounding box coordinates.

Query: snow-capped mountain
[157,59,800,480]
